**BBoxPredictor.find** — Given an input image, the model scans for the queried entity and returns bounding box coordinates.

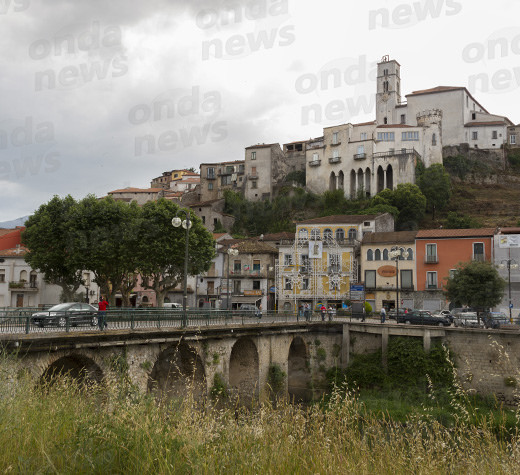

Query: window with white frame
[312,152,319,162]
[333,150,340,159]
[285,278,292,290]
[383,249,389,260]
[473,242,485,261]
[335,228,345,241]
[472,131,478,140]
[511,135,517,145]
[348,228,357,241]
[449,269,457,279]
[332,132,339,145]
[426,243,437,263]
[298,228,308,240]
[360,132,367,141]
[426,271,437,289]
[329,253,340,272]
[367,249,373,261]
[365,270,376,289]
[402,131,419,141]
[377,132,395,141]
[284,254,293,266]
[407,248,413,260]
[357,145,364,155]
[251,151,256,160]
[0,269,5,283]
[401,270,413,289]
[311,228,320,240]
[207,167,215,178]
[302,278,309,290]
[323,228,333,240]
[492,130,498,139]
[301,254,309,272]
[400,114,406,124]
[374,249,381,261]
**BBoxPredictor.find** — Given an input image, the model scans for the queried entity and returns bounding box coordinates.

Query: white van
[163,302,183,309]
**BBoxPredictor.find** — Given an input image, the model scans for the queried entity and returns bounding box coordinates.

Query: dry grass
[0,365,519,474]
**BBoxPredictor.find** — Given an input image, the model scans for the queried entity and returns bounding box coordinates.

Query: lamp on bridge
[389,246,409,317]
[226,247,239,310]
[172,209,192,327]
[499,258,518,323]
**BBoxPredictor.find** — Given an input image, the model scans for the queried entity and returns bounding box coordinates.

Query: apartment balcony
[248,174,259,180]
[329,156,341,164]
[353,153,366,160]
[425,282,440,290]
[373,148,419,159]
[230,269,272,278]
[424,255,438,264]
[206,175,216,180]
[9,281,38,291]
[308,160,321,167]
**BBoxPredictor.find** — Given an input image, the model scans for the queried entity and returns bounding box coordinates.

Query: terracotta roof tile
[298,214,380,225]
[416,228,496,238]
[109,187,163,193]
[362,231,418,244]
[0,246,28,257]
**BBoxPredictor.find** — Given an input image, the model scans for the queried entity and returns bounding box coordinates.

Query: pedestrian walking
[380,306,386,323]
[304,303,310,321]
[98,297,109,330]
[328,305,335,321]
[256,304,262,319]
[320,305,327,322]
[361,304,366,322]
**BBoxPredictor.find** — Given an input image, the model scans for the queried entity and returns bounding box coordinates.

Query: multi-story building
[189,199,234,233]
[283,140,309,174]
[107,187,164,205]
[415,228,495,312]
[276,213,394,312]
[306,56,513,197]
[360,231,417,313]
[493,227,520,316]
[199,160,245,203]
[244,143,288,201]
[150,169,198,189]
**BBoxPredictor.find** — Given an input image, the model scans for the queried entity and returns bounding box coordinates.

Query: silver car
[453,312,482,328]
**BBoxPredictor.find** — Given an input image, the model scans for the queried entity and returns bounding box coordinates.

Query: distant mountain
[0,216,30,229]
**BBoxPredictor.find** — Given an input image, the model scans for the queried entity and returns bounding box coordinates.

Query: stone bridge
[2,322,520,405]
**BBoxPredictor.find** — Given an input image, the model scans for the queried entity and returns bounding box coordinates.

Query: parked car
[397,310,451,326]
[236,304,259,317]
[453,312,483,328]
[432,309,454,323]
[163,302,183,309]
[31,303,99,328]
[387,308,412,320]
[481,312,516,329]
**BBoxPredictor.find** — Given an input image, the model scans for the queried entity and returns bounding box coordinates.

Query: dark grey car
[32,303,99,328]
[397,310,451,326]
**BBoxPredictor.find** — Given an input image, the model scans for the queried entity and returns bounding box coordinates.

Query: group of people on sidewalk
[298,304,336,322]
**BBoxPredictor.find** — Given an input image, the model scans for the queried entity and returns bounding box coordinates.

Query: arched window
[335,228,345,242]
[367,249,373,261]
[298,228,308,240]
[407,248,413,260]
[348,228,357,242]
[19,270,28,282]
[323,228,333,240]
[374,249,381,261]
[383,249,389,260]
[310,228,320,240]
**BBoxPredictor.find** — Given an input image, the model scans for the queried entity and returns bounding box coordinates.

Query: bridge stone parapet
[2,322,520,404]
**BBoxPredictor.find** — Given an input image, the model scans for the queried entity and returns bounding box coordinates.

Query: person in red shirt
[98,297,109,330]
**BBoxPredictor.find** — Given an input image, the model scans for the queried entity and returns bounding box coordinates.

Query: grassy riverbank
[0,371,519,474]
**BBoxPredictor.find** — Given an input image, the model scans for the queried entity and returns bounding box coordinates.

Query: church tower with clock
[376,56,402,125]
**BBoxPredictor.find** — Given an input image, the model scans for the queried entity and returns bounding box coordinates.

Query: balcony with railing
[9,281,38,291]
[248,174,259,180]
[206,174,216,180]
[373,148,419,159]
[425,281,439,290]
[353,153,366,160]
[329,156,341,164]
[309,159,321,167]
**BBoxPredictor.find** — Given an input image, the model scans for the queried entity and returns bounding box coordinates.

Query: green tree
[137,200,216,307]
[417,164,451,220]
[22,195,84,302]
[373,184,426,230]
[445,261,506,314]
[67,196,141,306]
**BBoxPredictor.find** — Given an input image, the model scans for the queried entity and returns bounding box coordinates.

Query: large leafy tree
[373,184,427,230]
[417,164,451,220]
[67,195,142,306]
[445,261,506,314]
[137,199,216,307]
[22,195,84,302]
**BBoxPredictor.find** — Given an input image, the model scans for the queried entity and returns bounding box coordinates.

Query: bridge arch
[229,337,259,404]
[148,341,206,402]
[40,354,104,387]
[288,336,312,402]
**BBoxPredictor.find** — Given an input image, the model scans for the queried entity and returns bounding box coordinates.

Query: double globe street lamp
[389,246,409,317]
[226,247,239,310]
[172,209,192,327]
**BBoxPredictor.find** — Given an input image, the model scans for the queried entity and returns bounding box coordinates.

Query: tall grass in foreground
[0,371,520,473]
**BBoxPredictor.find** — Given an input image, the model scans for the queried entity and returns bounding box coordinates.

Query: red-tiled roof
[416,228,496,238]
[362,231,418,244]
[109,187,163,193]
[298,215,380,225]
[245,143,278,149]
[353,120,377,126]
[497,227,520,234]
[0,246,27,257]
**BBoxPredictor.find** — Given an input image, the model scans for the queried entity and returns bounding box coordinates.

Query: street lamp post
[226,247,239,310]
[499,259,518,323]
[172,209,192,327]
[389,246,409,318]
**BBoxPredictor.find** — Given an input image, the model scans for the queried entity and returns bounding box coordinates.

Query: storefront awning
[232,295,262,303]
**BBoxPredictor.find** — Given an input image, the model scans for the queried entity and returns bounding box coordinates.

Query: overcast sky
[1,0,519,221]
